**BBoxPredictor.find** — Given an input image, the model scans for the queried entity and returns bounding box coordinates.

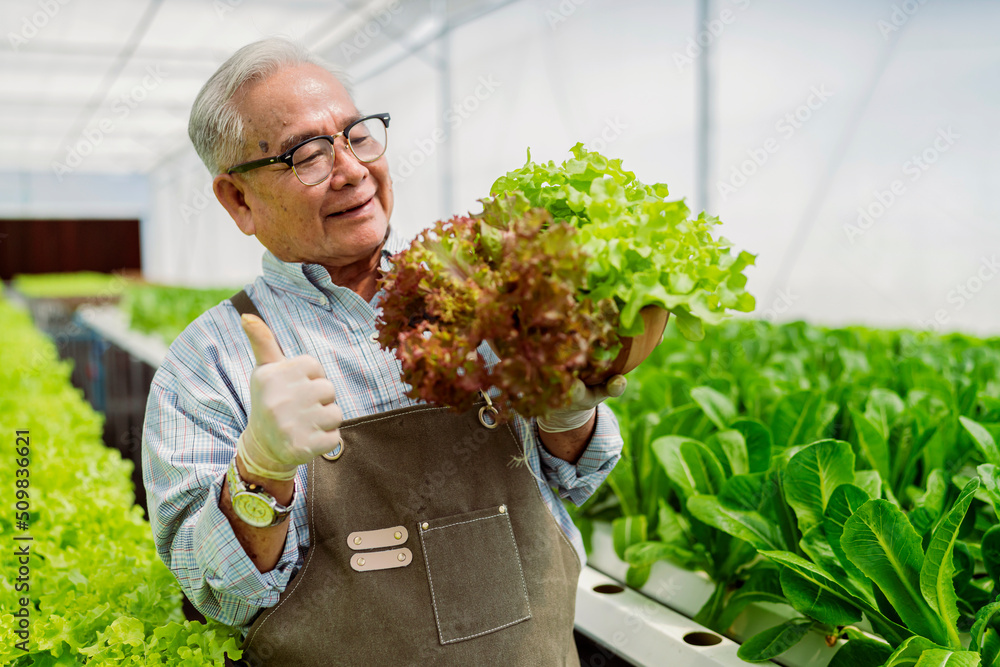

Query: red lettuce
[377,196,619,420]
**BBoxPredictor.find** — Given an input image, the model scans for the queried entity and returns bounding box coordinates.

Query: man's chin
[324,220,389,256]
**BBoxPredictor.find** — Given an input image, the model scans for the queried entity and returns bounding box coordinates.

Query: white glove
[237,314,343,481]
[537,375,627,433]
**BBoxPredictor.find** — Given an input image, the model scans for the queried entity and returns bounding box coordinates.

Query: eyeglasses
[226,112,390,186]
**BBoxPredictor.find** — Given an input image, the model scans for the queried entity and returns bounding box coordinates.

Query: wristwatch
[227,456,294,528]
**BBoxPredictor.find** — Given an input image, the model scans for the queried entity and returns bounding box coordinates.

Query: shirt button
[368,332,380,346]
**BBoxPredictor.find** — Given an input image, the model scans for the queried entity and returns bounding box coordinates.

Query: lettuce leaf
[491,144,756,339]
[377,199,620,419]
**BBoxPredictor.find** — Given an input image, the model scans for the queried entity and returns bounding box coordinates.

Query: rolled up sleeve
[141,326,307,629]
[190,465,303,624]
[534,403,624,506]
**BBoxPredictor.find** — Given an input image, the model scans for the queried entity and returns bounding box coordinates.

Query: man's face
[225,63,393,268]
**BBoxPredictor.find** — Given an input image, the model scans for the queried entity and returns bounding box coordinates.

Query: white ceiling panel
[2,0,493,173]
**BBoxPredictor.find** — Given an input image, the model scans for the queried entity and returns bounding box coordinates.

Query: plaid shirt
[141,231,623,631]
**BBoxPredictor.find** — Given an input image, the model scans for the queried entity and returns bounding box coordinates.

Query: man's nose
[329,141,368,186]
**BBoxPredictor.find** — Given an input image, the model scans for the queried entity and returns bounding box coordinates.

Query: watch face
[233,493,274,528]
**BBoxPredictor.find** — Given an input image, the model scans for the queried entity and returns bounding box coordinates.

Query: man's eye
[294,146,324,164]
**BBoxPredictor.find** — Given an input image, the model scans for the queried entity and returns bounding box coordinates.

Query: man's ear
[214,174,255,236]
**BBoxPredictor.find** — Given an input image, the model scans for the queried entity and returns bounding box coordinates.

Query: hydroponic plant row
[0,291,241,666]
[578,319,1000,665]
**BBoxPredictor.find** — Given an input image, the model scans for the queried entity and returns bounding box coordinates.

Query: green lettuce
[378,199,620,419]
[0,298,242,666]
[122,285,240,344]
[491,143,756,339]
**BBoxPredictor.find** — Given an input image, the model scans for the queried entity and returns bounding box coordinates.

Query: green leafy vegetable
[841,500,952,647]
[784,440,856,533]
[13,271,131,298]
[737,617,815,662]
[883,636,982,667]
[613,515,651,588]
[779,567,862,626]
[378,145,756,416]
[491,144,756,339]
[919,479,979,648]
[122,284,240,344]
[0,296,241,666]
[378,200,619,419]
[829,638,894,666]
[568,316,1000,658]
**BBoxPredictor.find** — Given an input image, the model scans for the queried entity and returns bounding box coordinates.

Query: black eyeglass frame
[225,112,391,181]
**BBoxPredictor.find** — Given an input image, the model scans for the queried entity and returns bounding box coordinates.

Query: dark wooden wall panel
[0,219,141,279]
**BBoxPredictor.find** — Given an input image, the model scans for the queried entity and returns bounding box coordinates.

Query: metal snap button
[357,557,366,566]
[354,536,362,545]
[397,552,406,562]
[394,531,402,540]
[499,505,507,514]
[421,522,429,530]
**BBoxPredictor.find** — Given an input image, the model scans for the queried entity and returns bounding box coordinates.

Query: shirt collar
[260,226,411,305]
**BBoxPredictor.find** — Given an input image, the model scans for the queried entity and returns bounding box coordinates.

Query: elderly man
[142,37,624,666]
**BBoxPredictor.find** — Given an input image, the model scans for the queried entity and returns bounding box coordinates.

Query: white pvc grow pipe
[586,522,844,667]
[576,566,771,667]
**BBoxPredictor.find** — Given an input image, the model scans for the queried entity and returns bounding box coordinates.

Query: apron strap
[230,289,265,324]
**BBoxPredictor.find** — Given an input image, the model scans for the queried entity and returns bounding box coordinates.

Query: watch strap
[227,456,294,527]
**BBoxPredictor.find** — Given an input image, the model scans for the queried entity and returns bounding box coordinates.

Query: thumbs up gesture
[237,314,343,481]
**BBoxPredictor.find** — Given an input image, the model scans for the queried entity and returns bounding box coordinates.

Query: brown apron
[225,293,582,666]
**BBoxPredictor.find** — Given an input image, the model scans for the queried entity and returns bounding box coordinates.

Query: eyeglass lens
[291,118,387,185]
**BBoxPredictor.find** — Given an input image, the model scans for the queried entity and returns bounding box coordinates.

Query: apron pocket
[418,504,532,644]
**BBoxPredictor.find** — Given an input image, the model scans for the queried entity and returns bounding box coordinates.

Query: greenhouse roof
[1,0,502,174]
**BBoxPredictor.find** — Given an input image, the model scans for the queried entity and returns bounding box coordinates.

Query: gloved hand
[537,375,627,433]
[237,314,344,481]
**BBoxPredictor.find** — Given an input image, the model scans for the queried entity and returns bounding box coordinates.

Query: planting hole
[592,584,625,594]
[683,631,723,647]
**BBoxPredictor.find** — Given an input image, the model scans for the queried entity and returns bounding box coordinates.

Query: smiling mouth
[330,197,373,217]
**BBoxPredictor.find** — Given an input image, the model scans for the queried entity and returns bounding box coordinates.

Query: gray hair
[188,37,352,175]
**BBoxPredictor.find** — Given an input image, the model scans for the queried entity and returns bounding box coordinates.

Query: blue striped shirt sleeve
[141,308,306,627]
[531,404,623,506]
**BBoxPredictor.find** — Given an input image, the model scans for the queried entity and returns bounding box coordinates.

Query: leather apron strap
[230,289,264,322]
